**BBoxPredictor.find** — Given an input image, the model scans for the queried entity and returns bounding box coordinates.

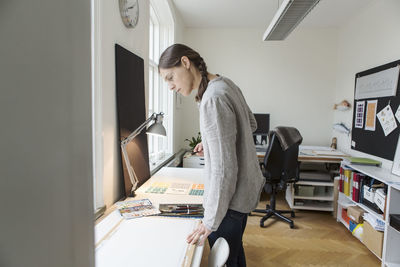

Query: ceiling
[172,0,376,29]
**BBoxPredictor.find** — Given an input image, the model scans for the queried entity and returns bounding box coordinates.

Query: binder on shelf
[352,172,361,202]
[343,168,352,196]
[349,171,354,199]
[339,166,344,193]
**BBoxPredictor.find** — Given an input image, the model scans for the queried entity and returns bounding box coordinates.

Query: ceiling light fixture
[263,0,320,41]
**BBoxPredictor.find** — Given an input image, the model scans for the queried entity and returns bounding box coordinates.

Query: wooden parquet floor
[200,192,380,267]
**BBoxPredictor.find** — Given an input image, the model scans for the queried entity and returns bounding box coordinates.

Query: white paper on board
[355,101,365,128]
[355,66,399,100]
[377,104,397,136]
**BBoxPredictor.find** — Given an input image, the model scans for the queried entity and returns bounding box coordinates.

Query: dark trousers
[208,209,248,267]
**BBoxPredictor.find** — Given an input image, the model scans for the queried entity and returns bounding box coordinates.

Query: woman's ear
[181,56,191,70]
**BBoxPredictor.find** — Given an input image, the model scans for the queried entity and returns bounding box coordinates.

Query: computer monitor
[253,113,270,146]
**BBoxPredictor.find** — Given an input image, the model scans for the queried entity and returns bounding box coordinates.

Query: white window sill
[149,153,174,174]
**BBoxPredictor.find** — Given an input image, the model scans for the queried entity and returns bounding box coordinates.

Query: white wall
[179,27,339,148]
[98,0,150,207]
[333,0,400,169]
[0,0,94,266]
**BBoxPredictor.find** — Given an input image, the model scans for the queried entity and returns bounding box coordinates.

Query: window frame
[148,0,174,170]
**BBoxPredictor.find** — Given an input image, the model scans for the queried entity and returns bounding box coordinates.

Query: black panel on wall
[115,44,150,197]
[351,59,400,161]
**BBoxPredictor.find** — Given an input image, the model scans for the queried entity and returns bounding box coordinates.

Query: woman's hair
[158,44,209,102]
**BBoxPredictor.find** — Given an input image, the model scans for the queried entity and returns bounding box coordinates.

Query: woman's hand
[186,222,211,246]
[193,142,204,156]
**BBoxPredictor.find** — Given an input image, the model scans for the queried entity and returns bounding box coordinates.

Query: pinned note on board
[365,100,378,131]
[377,104,397,136]
[355,65,399,100]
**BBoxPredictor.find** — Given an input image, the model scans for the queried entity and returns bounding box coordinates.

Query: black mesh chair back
[263,133,300,185]
[254,127,302,228]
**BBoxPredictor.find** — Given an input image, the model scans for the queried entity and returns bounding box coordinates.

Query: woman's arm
[200,96,238,231]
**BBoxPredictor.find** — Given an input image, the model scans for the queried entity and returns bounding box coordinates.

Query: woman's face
[159,57,196,97]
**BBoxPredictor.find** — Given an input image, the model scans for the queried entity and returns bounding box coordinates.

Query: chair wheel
[290,223,294,229]
[291,212,295,218]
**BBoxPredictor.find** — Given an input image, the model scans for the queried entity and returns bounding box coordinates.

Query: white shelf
[346,164,400,184]
[294,195,334,201]
[338,162,400,266]
[385,262,400,267]
[339,192,384,221]
[293,201,333,211]
[296,180,334,186]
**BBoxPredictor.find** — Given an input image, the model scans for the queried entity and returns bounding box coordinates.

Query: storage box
[363,185,376,203]
[373,188,386,212]
[298,185,314,197]
[390,214,400,232]
[347,205,364,223]
[362,221,384,258]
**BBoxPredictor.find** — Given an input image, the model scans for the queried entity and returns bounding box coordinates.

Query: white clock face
[119,0,139,28]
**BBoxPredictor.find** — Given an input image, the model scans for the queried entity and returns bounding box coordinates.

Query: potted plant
[185,132,202,150]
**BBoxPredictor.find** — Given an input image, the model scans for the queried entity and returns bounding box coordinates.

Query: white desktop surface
[257,145,346,163]
[95,167,204,267]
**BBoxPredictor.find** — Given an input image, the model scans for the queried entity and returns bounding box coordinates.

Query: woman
[159,44,264,267]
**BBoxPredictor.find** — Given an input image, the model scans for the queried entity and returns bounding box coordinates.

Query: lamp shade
[146,121,166,136]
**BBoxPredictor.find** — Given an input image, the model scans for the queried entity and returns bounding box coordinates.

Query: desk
[257,146,346,211]
[257,145,345,163]
[95,167,204,267]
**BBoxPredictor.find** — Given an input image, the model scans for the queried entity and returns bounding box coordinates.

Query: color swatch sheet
[145,182,204,196]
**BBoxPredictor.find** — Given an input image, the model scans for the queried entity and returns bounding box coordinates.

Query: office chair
[253,127,302,229]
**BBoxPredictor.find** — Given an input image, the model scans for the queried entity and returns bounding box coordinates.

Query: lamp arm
[121,113,157,146]
[120,112,164,194]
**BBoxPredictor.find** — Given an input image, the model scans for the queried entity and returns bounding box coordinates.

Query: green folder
[346,157,381,167]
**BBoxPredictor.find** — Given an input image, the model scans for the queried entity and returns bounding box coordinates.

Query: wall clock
[119,0,139,28]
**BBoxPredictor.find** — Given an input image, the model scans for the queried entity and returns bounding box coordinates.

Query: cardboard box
[363,221,384,258]
[347,205,364,223]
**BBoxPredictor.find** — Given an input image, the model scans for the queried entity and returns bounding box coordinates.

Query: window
[148,0,174,169]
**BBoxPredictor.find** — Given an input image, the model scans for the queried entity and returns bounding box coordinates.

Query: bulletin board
[115,44,150,197]
[351,59,400,160]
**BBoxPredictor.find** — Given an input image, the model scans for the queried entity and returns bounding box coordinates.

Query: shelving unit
[285,152,341,212]
[383,185,400,266]
[336,163,400,267]
[286,180,335,211]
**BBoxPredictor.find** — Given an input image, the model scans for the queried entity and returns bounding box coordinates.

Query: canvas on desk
[96,217,199,267]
